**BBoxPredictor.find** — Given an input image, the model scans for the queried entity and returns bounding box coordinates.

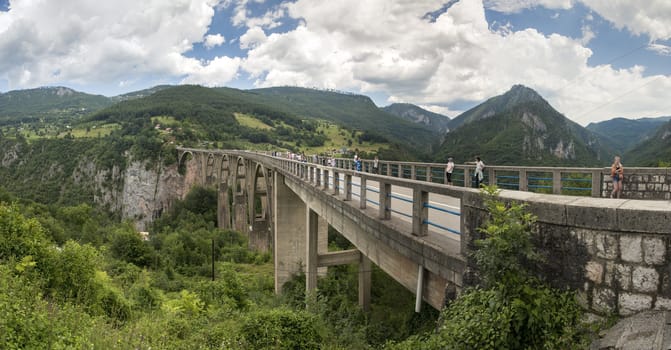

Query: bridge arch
[217,154,232,229]
[248,162,273,251]
[251,163,271,221]
[234,156,247,195]
[177,150,194,176]
[220,155,230,185]
[232,156,249,232]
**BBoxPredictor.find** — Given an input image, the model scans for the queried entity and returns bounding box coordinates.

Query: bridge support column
[249,219,271,252]
[233,194,248,233]
[273,173,307,293]
[218,182,231,229]
[359,255,371,312]
[306,208,318,293]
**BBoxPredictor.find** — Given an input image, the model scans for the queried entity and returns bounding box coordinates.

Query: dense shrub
[0,202,50,262]
[0,265,95,350]
[241,308,323,349]
[109,224,155,267]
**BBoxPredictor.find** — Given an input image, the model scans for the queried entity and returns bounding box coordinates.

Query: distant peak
[501,84,545,105]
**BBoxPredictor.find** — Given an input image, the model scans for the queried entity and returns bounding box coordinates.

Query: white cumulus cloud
[582,0,671,41]
[485,0,671,41]
[204,33,226,49]
[0,0,239,93]
[237,0,671,125]
[181,56,241,86]
[484,0,575,13]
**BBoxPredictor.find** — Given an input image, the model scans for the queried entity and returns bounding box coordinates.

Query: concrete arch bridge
[176,147,671,316]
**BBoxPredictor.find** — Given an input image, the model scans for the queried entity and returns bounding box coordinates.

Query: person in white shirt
[445,157,455,185]
[474,156,485,188]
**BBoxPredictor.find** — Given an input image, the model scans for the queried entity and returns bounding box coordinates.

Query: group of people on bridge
[271,150,626,198]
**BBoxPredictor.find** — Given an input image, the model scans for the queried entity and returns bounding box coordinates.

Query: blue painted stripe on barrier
[350,182,361,188]
[561,187,590,191]
[528,176,552,181]
[390,194,413,203]
[497,183,519,187]
[424,203,460,216]
[561,178,592,182]
[496,175,520,179]
[366,187,380,193]
[528,185,552,189]
[367,199,380,206]
[423,219,460,235]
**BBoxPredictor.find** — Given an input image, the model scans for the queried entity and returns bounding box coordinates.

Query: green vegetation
[623,120,671,166]
[0,186,439,349]
[235,112,274,130]
[386,186,592,349]
[586,116,671,155]
[250,86,439,157]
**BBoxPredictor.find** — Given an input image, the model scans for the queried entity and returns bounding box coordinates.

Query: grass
[59,123,120,138]
[300,122,387,154]
[234,113,274,130]
[150,116,179,127]
[3,123,120,141]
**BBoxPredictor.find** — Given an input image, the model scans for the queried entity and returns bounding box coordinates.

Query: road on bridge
[329,174,462,241]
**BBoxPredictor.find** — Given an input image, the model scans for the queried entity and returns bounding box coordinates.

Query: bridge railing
[254,152,471,240]
[179,148,669,200]
[307,156,642,198]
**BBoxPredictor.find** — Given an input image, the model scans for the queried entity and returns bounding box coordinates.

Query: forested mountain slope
[382,103,451,134]
[436,85,611,166]
[0,86,112,123]
[586,116,671,155]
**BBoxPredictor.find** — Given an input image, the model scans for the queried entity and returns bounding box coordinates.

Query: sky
[0,0,670,126]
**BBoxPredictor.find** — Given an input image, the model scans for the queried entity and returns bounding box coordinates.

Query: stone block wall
[602,168,671,200]
[461,190,671,316]
[573,230,670,316]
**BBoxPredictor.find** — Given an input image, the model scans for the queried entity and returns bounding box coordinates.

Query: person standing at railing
[610,156,624,198]
[373,156,379,174]
[474,156,485,188]
[445,157,454,185]
[354,155,362,172]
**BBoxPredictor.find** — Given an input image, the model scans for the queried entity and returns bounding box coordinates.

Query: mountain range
[1,84,669,166]
[586,117,671,155]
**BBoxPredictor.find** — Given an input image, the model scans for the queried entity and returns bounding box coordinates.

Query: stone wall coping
[490,191,671,234]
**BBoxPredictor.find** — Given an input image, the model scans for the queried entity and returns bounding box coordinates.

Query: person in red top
[610,156,624,198]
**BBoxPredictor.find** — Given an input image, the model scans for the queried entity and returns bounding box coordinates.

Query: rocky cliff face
[0,139,204,230]
[108,158,201,230]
